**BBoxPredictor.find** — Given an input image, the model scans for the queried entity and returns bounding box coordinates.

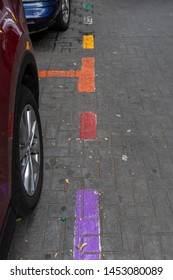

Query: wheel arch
[15,51,39,109]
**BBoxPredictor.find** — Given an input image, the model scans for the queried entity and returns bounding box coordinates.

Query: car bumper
[23,0,61,33]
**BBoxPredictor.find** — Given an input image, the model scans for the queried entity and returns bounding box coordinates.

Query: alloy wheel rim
[62,0,70,24]
[19,105,40,196]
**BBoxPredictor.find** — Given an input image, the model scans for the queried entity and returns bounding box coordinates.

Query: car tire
[51,0,71,31]
[12,85,43,217]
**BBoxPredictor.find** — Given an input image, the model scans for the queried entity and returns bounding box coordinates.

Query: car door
[0,0,11,233]
[0,0,19,232]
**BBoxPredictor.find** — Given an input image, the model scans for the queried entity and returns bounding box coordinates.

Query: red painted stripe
[80,112,97,139]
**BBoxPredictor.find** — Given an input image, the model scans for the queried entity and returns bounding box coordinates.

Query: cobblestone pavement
[8,0,173,259]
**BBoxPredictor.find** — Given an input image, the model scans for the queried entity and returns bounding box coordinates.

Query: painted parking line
[39,57,95,93]
[38,70,76,78]
[83,2,93,10]
[83,35,94,49]
[80,112,97,139]
[78,57,95,92]
[74,189,101,260]
[84,16,93,25]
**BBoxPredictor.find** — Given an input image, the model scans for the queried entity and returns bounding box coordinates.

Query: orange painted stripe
[38,58,95,93]
[78,58,95,93]
[39,70,76,78]
[38,71,47,78]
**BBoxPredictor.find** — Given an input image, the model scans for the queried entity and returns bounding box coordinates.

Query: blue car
[22,0,71,33]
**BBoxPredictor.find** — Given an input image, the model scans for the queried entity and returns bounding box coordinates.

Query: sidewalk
[8,0,173,260]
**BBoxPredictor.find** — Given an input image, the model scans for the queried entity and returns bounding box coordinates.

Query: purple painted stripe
[74,189,101,260]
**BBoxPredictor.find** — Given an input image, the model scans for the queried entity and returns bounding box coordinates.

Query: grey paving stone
[99,157,114,177]
[133,178,149,192]
[44,219,63,251]
[101,205,119,234]
[102,252,144,260]
[141,234,163,260]
[26,205,48,234]
[121,219,142,252]
[161,234,173,253]
[134,189,152,204]
[84,177,116,192]
[150,189,172,217]
[63,234,75,260]
[101,233,122,252]
[120,204,155,218]
[140,218,173,233]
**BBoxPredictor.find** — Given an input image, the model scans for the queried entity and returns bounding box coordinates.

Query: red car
[0,0,43,259]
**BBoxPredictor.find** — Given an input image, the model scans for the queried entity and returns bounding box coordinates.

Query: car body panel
[0,0,20,233]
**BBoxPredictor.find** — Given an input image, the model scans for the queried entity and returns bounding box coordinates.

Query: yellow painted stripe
[83,35,94,49]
